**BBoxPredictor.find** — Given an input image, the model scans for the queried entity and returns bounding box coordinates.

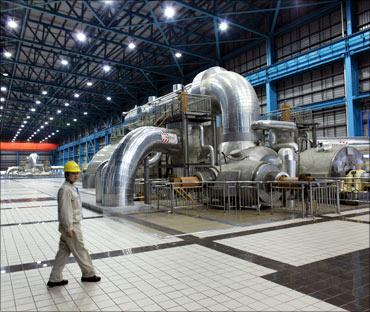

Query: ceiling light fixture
[83,112,88,115]
[57,109,62,114]
[164,6,175,18]
[175,52,182,58]
[30,108,36,112]
[86,81,93,87]
[0,97,4,102]
[128,42,136,50]
[1,87,7,92]
[74,93,79,98]
[61,59,69,66]
[219,20,229,31]
[49,117,54,120]
[36,100,41,104]
[3,51,12,58]
[75,32,87,42]
[7,19,18,29]
[2,73,9,77]
[106,96,111,101]
[103,65,111,72]
[64,103,69,107]
[42,90,47,95]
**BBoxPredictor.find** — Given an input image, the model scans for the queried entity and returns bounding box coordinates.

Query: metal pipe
[102,126,180,207]
[144,157,150,204]
[274,142,299,152]
[95,160,108,203]
[182,113,189,176]
[199,125,215,166]
[278,148,296,177]
[190,67,260,155]
[211,116,219,165]
[251,120,297,131]
[148,152,162,167]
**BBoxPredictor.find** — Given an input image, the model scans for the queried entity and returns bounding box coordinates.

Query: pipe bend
[102,126,180,207]
[190,67,260,154]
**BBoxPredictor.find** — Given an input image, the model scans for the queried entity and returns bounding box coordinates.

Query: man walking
[47,161,101,287]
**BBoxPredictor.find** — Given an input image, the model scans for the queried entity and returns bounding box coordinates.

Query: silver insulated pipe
[190,67,260,155]
[102,127,180,207]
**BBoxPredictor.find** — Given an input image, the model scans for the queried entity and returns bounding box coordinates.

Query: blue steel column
[345,0,360,136]
[79,144,83,165]
[266,37,278,113]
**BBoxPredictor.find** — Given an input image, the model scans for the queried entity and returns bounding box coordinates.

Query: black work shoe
[81,275,101,282]
[47,280,68,288]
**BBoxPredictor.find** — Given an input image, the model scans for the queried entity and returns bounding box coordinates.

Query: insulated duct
[199,125,215,166]
[102,127,180,207]
[95,160,108,204]
[190,67,260,155]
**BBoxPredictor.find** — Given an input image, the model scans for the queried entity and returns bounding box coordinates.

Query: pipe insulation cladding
[102,127,180,207]
[190,67,260,155]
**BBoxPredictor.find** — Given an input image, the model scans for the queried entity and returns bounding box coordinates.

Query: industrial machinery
[82,67,364,210]
[5,153,63,176]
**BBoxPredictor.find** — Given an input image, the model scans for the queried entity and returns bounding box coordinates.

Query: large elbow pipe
[190,67,260,155]
[199,125,215,166]
[102,127,180,207]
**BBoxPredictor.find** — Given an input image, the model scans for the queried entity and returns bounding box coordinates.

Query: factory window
[224,43,266,75]
[312,106,347,137]
[358,52,370,93]
[275,10,342,61]
[360,100,370,136]
[254,85,266,114]
[277,62,345,108]
[357,0,370,31]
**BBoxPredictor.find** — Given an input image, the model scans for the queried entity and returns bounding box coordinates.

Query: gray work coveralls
[49,181,95,282]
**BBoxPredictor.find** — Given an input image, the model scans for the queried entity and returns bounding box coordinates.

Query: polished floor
[0,178,369,311]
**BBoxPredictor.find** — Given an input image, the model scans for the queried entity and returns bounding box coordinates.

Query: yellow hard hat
[64,161,81,173]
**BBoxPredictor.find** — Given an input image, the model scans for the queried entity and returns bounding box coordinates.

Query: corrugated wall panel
[275,9,343,61]
[277,62,345,108]
[359,52,370,93]
[357,0,370,31]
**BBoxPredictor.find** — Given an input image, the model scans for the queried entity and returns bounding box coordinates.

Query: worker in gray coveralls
[47,161,101,287]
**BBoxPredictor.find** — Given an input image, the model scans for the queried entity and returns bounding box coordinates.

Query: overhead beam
[3,0,216,62]
[175,0,268,39]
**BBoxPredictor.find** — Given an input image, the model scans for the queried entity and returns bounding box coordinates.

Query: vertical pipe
[144,156,150,204]
[182,114,189,176]
[340,0,345,37]
[211,117,219,165]
[336,181,341,214]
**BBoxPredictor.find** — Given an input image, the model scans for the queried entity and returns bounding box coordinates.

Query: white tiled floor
[217,220,370,266]
[1,178,365,311]
[1,218,182,266]
[348,213,370,222]
[193,217,315,238]
[323,207,369,217]
[1,207,100,224]
[0,245,344,312]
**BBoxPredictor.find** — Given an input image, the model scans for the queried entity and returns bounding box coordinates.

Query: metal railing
[317,176,370,205]
[269,180,341,217]
[152,181,203,212]
[149,179,341,217]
